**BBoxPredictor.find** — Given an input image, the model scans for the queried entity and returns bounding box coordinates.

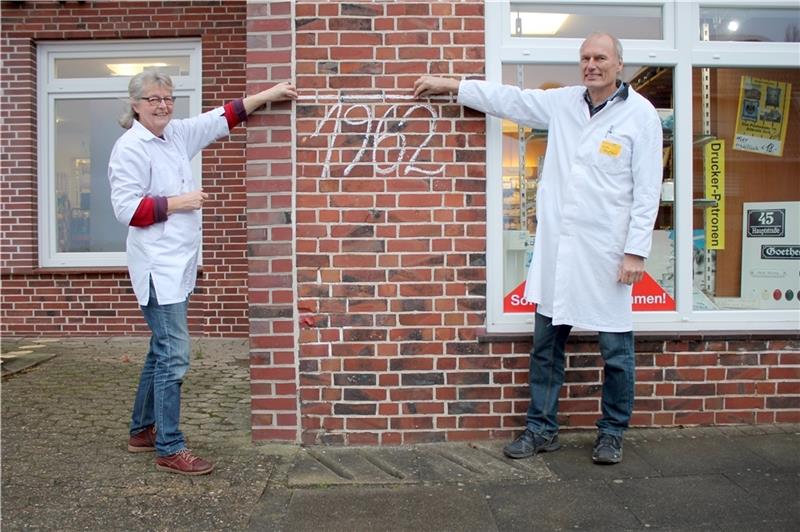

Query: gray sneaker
[503,429,560,459]
[592,432,623,464]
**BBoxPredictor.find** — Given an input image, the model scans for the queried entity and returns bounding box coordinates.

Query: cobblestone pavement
[1,336,297,531]
[3,337,799,531]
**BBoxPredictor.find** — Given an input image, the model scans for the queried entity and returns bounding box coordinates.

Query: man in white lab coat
[414,33,662,464]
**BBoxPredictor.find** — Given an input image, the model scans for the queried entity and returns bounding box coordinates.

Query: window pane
[54,97,190,253]
[509,2,662,39]
[699,7,800,42]
[692,67,800,310]
[54,56,191,79]
[500,64,675,313]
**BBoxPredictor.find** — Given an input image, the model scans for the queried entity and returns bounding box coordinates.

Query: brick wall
[246,1,298,441]
[282,0,799,445]
[292,0,490,445]
[0,0,249,336]
[550,336,799,429]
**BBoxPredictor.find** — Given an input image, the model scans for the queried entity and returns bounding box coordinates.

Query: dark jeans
[526,312,635,437]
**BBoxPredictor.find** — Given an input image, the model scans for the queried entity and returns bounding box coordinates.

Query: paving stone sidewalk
[1,336,298,531]
[2,337,799,531]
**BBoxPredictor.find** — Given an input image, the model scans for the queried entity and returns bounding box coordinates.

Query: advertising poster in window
[503,274,675,314]
[733,76,791,157]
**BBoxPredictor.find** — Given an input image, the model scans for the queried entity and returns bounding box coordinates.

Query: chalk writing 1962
[309,101,446,178]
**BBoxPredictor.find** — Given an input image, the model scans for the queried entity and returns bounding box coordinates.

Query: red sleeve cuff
[129,196,168,227]
[223,98,247,130]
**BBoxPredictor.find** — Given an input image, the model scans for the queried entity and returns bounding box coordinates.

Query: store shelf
[660,198,719,208]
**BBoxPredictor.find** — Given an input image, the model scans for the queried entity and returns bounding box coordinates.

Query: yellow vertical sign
[704,140,725,250]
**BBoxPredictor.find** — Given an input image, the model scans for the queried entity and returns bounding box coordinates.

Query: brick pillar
[247,0,298,441]
[294,1,488,445]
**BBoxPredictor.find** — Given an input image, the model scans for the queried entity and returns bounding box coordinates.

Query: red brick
[724,397,765,409]
[715,411,755,424]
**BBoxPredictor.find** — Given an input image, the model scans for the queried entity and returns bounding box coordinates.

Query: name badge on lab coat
[599,140,622,157]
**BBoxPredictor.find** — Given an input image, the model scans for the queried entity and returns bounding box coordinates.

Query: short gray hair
[583,32,624,62]
[118,69,174,129]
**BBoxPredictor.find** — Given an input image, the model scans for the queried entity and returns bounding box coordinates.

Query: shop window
[37,40,201,267]
[510,2,663,39]
[699,7,800,42]
[691,67,800,311]
[487,1,799,332]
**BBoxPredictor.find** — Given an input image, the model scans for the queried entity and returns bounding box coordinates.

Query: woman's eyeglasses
[140,96,175,106]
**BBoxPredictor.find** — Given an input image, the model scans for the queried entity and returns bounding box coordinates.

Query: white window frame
[486,0,800,333]
[37,39,202,268]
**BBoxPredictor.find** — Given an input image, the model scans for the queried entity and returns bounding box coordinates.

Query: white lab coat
[458,81,662,331]
[108,108,230,306]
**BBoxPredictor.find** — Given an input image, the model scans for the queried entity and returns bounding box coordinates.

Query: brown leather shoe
[127,425,156,453]
[155,449,214,476]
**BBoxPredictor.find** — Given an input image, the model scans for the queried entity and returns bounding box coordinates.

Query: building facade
[1,0,250,336]
[2,0,799,445]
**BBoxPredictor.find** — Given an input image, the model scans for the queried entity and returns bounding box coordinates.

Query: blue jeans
[526,312,635,438]
[130,278,190,456]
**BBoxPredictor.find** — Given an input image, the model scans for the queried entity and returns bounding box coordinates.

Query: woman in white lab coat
[109,70,296,475]
[414,33,662,465]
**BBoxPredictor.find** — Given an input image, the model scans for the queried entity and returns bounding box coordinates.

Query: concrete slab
[442,442,552,481]
[247,487,293,532]
[288,449,351,486]
[2,350,32,356]
[364,447,421,481]
[542,439,660,481]
[413,446,483,483]
[483,479,642,531]
[469,440,556,479]
[1,352,56,377]
[411,442,553,483]
[732,433,800,471]
[288,447,412,486]
[774,423,800,434]
[288,443,555,487]
[285,485,498,532]
[609,474,774,529]
[631,433,776,476]
[726,470,800,523]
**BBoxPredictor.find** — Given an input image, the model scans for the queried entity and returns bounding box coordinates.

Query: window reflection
[700,7,800,42]
[54,97,189,253]
[54,56,190,78]
[510,2,662,39]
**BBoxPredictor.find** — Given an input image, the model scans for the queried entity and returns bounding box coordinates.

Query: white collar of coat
[130,119,168,142]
